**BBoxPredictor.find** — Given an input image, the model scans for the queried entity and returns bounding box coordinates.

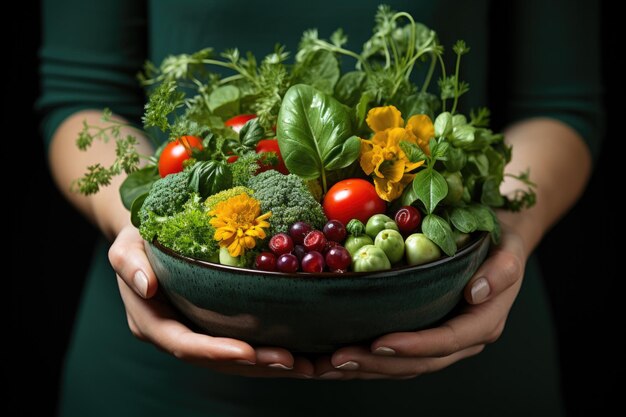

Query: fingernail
[319,371,343,379]
[470,277,490,304]
[267,363,293,370]
[335,361,359,371]
[374,346,396,356]
[133,270,149,298]
[235,359,256,366]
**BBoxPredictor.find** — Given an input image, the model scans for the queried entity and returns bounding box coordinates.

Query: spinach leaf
[277,84,360,190]
[208,85,240,117]
[292,50,340,95]
[119,166,159,210]
[334,71,367,106]
[187,160,233,198]
[130,192,149,227]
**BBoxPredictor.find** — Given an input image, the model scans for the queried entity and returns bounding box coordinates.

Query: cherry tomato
[224,114,257,134]
[322,179,386,226]
[158,136,203,178]
[226,155,239,163]
[394,206,422,235]
[255,139,289,174]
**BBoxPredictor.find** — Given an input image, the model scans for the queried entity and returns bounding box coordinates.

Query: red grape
[303,230,327,252]
[293,244,307,262]
[301,251,325,273]
[325,246,351,272]
[276,253,299,273]
[254,252,277,271]
[394,206,422,235]
[323,220,347,243]
[269,233,294,255]
[289,222,312,245]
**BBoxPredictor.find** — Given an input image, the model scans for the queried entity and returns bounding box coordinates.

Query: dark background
[10,1,621,416]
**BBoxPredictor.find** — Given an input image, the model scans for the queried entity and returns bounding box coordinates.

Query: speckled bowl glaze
[145,233,490,353]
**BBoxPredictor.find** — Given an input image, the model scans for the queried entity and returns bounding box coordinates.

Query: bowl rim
[149,231,490,280]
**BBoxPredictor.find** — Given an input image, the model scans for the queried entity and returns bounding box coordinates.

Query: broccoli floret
[247,170,327,235]
[145,194,220,261]
[140,171,191,220]
[204,186,254,211]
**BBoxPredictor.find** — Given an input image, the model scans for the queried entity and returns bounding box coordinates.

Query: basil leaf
[119,166,159,210]
[208,85,240,117]
[412,169,448,214]
[400,141,427,163]
[481,176,505,207]
[400,184,418,206]
[355,91,375,128]
[188,160,233,198]
[467,204,495,232]
[277,84,358,181]
[130,192,149,227]
[422,214,457,256]
[399,92,439,119]
[334,71,366,106]
[434,112,453,137]
[450,125,475,148]
[239,118,264,149]
[450,207,479,233]
[444,145,466,172]
[292,50,340,95]
[466,153,489,176]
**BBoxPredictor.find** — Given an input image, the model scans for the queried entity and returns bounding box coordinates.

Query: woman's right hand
[109,226,314,379]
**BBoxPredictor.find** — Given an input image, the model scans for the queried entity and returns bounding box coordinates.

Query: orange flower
[209,193,271,257]
[359,106,434,201]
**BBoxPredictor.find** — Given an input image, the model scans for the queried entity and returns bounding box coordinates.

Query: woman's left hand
[315,216,528,380]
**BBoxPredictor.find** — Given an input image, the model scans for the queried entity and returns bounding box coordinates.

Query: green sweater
[39,1,602,416]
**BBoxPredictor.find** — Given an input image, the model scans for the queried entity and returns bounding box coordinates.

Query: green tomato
[344,234,374,257]
[405,233,441,266]
[453,230,471,248]
[219,247,240,266]
[365,214,398,239]
[442,172,464,205]
[352,245,391,272]
[374,229,405,264]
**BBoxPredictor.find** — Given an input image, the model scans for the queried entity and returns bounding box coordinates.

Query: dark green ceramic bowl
[145,233,490,353]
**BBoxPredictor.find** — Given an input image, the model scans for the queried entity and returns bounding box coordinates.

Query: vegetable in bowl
[72,4,536,313]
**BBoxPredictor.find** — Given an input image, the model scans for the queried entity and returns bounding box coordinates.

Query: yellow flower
[208,193,271,258]
[359,105,434,201]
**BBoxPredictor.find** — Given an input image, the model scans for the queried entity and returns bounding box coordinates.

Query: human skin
[49,111,590,379]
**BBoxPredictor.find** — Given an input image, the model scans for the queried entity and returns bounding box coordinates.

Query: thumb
[109,225,158,298]
[464,232,525,305]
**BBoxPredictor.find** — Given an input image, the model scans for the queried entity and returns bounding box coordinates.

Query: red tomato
[226,155,239,163]
[224,114,257,134]
[158,136,203,178]
[255,139,289,174]
[322,179,386,225]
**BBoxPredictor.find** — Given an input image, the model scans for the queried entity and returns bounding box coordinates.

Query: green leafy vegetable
[277,84,360,192]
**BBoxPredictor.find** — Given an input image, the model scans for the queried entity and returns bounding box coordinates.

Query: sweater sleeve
[497,0,604,161]
[37,0,147,150]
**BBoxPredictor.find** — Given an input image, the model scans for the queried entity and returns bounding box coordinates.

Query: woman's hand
[315,215,527,380]
[109,226,314,379]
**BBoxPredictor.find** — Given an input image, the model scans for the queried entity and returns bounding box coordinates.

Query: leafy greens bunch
[74,4,535,261]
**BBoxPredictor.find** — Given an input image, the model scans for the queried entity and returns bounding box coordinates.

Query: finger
[326,345,485,378]
[372,282,520,357]
[464,230,525,305]
[117,276,257,364]
[255,347,295,370]
[109,226,158,298]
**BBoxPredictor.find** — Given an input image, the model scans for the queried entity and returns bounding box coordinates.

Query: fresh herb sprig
[73,109,144,195]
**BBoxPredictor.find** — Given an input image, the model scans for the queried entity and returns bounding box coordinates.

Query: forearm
[48,110,154,240]
[500,118,592,256]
